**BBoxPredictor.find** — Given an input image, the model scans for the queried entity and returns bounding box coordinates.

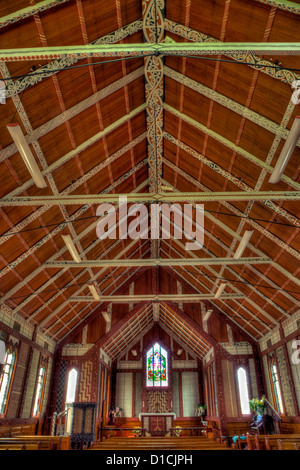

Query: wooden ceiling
[0,0,300,353]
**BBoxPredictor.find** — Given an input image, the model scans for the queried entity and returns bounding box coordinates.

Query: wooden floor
[91,436,230,451]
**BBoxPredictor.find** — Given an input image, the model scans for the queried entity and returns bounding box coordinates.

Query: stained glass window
[146,343,168,387]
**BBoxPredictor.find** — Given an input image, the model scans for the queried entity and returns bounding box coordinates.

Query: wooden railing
[169,426,206,437]
[98,427,147,441]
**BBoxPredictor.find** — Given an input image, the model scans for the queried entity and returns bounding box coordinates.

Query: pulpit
[65,402,96,449]
[139,412,176,436]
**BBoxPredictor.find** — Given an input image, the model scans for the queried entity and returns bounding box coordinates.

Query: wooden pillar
[197,359,204,405]
[18,328,37,418]
[214,348,228,435]
[48,349,63,416]
[110,361,117,409]
[279,327,300,416]
[179,371,183,417]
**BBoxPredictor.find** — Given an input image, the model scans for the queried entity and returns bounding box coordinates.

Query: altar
[139,413,176,436]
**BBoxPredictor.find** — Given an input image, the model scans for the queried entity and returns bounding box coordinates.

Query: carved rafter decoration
[2,20,143,97]
[143,0,164,194]
[164,19,300,85]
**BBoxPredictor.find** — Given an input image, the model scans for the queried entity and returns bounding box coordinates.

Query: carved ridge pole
[143,0,165,260]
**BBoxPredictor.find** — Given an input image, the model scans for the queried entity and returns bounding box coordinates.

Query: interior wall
[0,324,54,423]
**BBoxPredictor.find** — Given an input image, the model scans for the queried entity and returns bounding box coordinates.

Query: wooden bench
[0,424,37,438]
[91,436,230,451]
[277,439,300,450]
[246,433,300,450]
[0,435,62,450]
[0,443,40,451]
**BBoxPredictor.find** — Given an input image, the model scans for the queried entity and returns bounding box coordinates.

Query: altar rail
[169,426,206,437]
[97,427,147,441]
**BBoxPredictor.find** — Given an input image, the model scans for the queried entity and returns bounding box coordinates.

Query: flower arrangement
[196,403,207,416]
[174,426,182,437]
[249,397,265,416]
[111,406,122,417]
[132,426,142,437]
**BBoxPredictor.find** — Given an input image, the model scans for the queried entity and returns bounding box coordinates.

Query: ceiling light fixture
[6,123,47,188]
[214,283,226,299]
[269,116,300,184]
[203,309,213,322]
[131,349,138,356]
[233,230,254,259]
[177,349,183,356]
[88,283,101,301]
[62,235,81,263]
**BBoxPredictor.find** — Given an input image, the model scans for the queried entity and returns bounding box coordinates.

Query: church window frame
[32,357,47,417]
[146,343,168,388]
[0,346,17,416]
[236,366,251,415]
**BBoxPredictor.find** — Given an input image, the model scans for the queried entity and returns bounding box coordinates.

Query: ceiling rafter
[1,42,299,62]
[164,19,300,85]
[7,180,149,321]
[162,211,298,317]
[164,104,300,193]
[1,20,143,96]
[254,0,300,14]
[40,238,150,332]
[163,157,300,263]
[164,67,296,142]
[163,132,300,227]
[0,0,73,29]
[0,66,144,161]
[0,132,147,245]
[162,236,280,329]
[0,159,147,280]
[160,179,300,290]
[163,265,263,340]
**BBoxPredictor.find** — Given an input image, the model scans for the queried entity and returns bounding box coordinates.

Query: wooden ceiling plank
[164,19,300,85]
[33,10,99,289]
[164,104,300,192]
[164,68,296,146]
[254,0,300,14]
[162,264,262,341]
[1,178,148,326]
[0,133,146,247]
[40,239,149,332]
[2,20,143,98]
[163,158,300,263]
[161,179,300,298]
[163,237,278,329]
[164,192,297,320]
[208,4,288,296]
[0,159,147,281]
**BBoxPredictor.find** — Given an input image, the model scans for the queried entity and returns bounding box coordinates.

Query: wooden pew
[246,433,300,450]
[91,436,230,451]
[0,435,62,450]
[277,439,300,451]
[0,443,40,450]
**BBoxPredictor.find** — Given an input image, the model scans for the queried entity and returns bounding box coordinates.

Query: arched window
[65,368,78,404]
[0,348,16,415]
[32,359,47,417]
[268,355,284,414]
[146,343,168,387]
[237,367,250,415]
